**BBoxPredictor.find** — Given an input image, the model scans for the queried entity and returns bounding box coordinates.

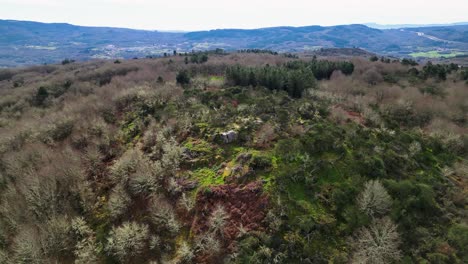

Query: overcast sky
[0,0,467,31]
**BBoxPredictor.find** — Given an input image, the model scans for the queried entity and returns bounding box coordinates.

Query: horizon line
[1,18,467,32]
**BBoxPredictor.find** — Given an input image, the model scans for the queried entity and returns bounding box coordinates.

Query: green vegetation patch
[191,167,224,187]
[410,50,466,58]
[184,137,223,166]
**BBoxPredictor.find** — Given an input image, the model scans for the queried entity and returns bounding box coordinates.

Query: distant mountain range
[365,22,468,29]
[0,20,467,67]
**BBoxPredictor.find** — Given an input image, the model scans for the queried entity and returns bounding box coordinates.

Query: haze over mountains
[1,19,467,67]
[365,22,468,29]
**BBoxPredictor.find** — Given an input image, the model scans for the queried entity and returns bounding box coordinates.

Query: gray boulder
[220,130,238,144]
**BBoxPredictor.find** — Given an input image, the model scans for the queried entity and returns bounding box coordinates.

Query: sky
[0,0,467,31]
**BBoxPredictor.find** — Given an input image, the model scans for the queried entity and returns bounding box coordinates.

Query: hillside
[1,20,467,67]
[0,52,467,263]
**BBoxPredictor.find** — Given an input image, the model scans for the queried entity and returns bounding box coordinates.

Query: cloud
[1,0,62,6]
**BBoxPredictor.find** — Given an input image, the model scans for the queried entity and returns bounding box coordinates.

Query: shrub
[78,65,139,86]
[381,100,432,128]
[408,67,420,76]
[105,222,149,262]
[100,107,117,124]
[419,85,446,97]
[426,253,450,263]
[190,53,209,64]
[369,56,379,62]
[254,123,277,147]
[0,69,15,81]
[176,70,191,85]
[61,59,75,65]
[460,69,468,81]
[209,205,229,235]
[384,180,439,231]
[48,80,73,98]
[178,192,195,212]
[250,154,272,170]
[448,224,468,260]
[238,49,278,55]
[382,73,398,84]
[363,68,383,85]
[422,62,451,81]
[43,118,75,142]
[401,58,418,66]
[33,86,49,106]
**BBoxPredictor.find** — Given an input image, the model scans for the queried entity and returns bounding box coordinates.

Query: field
[410,50,466,58]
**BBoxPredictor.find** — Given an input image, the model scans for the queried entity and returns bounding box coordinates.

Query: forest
[0,51,467,264]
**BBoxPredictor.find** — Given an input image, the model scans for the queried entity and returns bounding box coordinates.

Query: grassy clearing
[191,167,225,187]
[410,50,465,58]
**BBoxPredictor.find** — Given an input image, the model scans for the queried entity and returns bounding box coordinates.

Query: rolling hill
[1,19,467,67]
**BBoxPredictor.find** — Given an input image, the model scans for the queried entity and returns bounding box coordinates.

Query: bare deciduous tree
[39,216,74,258]
[195,233,221,255]
[175,241,194,264]
[108,184,131,219]
[351,217,401,264]
[150,197,180,235]
[0,249,9,263]
[357,180,392,217]
[71,217,100,264]
[105,222,149,262]
[12,227,43,264]
[363,68,383,85]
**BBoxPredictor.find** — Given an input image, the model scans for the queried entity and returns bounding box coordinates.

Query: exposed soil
[191,181,269,249]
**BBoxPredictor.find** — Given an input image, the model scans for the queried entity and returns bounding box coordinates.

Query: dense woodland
[0,52,467,264]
